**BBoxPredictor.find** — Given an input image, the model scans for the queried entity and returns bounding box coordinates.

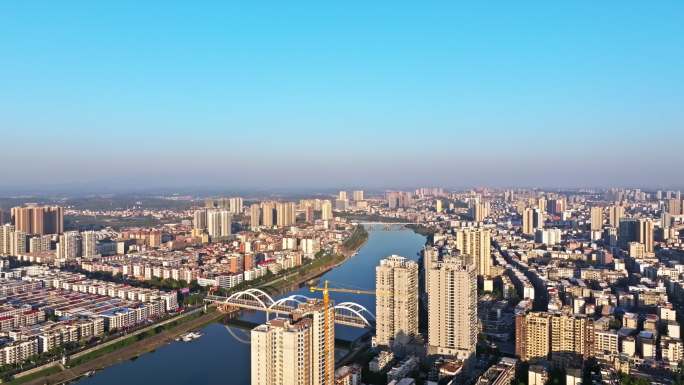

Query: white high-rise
[375,255,419,347]
[11,231,28,255]
[250,204,261,230]
[207,210,221,238]
[0,224,14,255]
[207,210,232,239]
[522,208,542,235]
[276,202,296,227]
[321,200,333,221]
[534,228,562,245]
[228,197,243,214]
[220,210,232,237]
[293,300,335,385]
[590,206,603,231]
[638,218,654,253]
[81,231,98,258]
[261,202,275,227]
[609,204,625,228]
[352,190,364,201]
[251,318,313,385]
[455,228,491,277]
[28,235,51,254]
[57,231,81,259]
[193,209,207,230]
[427,255,477,360]
[251,299,334,385]
[469,199,490,222]
[422,246,439,294]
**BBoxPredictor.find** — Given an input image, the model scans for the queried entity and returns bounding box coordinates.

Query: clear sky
[1,1,682,191]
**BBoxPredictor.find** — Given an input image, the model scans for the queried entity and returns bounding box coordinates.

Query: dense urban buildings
[2,187,684,385]
[3,0,682,382]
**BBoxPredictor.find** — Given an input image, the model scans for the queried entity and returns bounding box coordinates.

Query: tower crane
[308,280,385,384]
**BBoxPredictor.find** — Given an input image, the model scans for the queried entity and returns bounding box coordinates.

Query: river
[77,224,426,385]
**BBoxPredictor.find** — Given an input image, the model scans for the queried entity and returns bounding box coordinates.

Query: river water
[77,225,425,385]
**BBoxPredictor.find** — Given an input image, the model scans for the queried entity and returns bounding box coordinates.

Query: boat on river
[176,331,203,342]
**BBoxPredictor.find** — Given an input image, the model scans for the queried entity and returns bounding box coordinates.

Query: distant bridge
[357,222,420,225]
[355,222,422,232]
[205,289,375,329]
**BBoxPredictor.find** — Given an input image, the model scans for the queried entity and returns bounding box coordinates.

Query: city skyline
[2,2,683,189]
[3,1,684,384]
[1,187,684,384]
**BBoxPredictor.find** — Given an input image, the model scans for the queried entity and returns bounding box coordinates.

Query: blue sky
[1,1,682,191]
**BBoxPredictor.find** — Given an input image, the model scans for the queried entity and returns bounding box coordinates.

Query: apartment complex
[10,205,64,235]
[608,204,624,228]
[193,209,232,239]
[427,256,477,360]
[247,201,301,229]
[515,311,594,364]
[522,208,542,236]
[276,202,296,227]
[455,228,491,277]
[375,255,419,347]
[204,197,243,214]
[251,299,335,385]
[590,206,603,231]
[321,200,333,221]
[515,312,552,362]
[249,203,260,230]
[251,318,313,385]
[469,200,490,222]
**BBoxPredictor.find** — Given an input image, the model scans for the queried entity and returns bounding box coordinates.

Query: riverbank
[4,308,205,384]
[340,225,369,256]
[254,225,369,294]
[404,223,436,238]
[255,252,347,294]
[15,309,224,385]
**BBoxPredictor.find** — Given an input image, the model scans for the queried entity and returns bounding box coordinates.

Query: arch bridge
[205,289,375,329]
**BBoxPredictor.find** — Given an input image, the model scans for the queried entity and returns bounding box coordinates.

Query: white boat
[178,331,203,342]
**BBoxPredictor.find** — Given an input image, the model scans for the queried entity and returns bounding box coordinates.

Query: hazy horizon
[2,2,683,189]
[0,182,680,198]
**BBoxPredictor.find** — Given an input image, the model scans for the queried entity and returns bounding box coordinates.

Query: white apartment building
[427,255,477,360]
[375,255,419,347]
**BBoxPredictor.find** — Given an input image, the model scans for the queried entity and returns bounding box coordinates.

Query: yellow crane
[309,280,383,384]
[310,280,378,297]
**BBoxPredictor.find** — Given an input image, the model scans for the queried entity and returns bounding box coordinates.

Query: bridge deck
[205,296,372,328]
